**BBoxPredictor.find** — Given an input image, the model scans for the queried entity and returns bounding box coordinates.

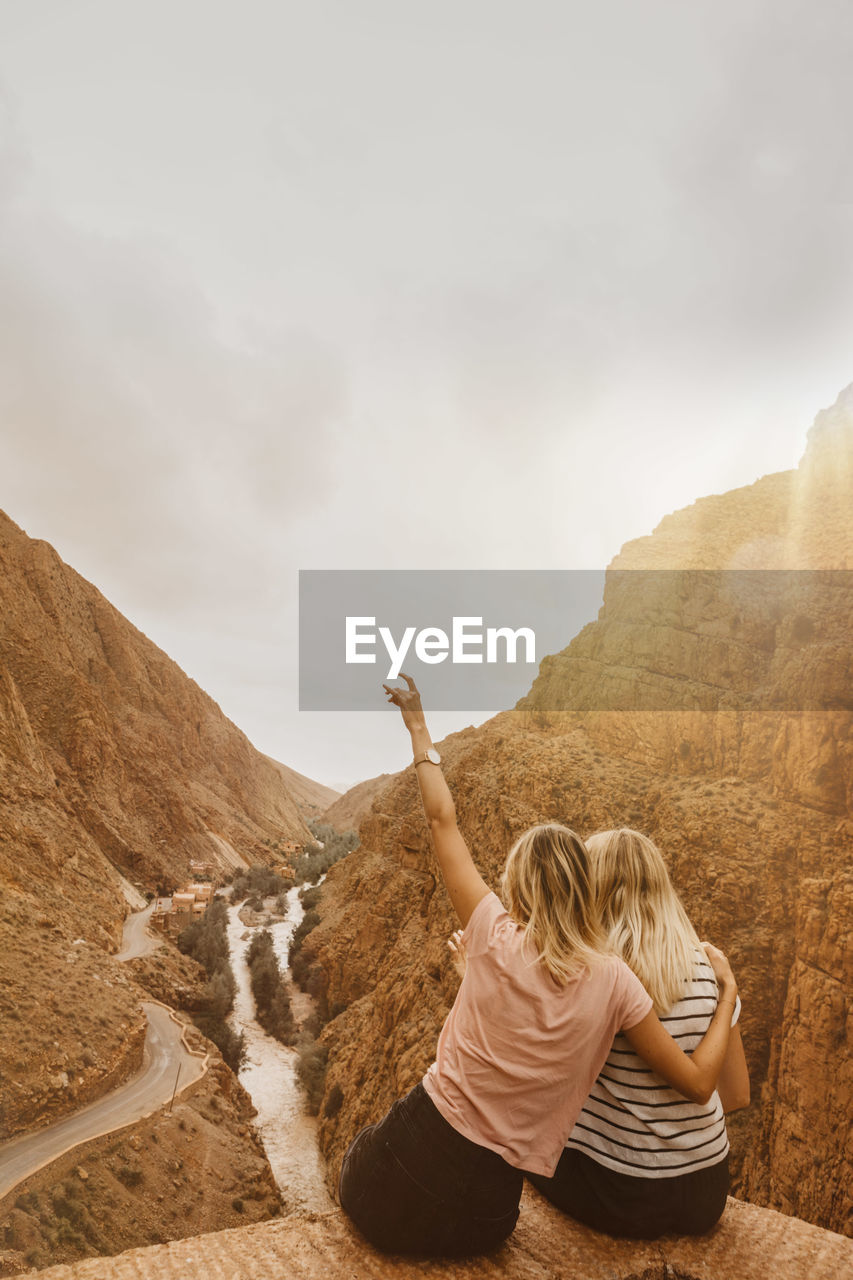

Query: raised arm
[383,675,489,926]
[623,943,740,1105]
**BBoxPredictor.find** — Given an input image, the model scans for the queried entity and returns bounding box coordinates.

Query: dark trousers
[527,1147,730,1239]
[338,1082,523,1256]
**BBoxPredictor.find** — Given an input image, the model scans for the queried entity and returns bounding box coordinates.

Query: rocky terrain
[320,773,393,833]
[0,507,317,1135]
[0,507,311,908]
[0,1054,279,1276]
[265,759,340,822]
[0,924,148,1142]
[6,1186,852,1280]
[0,509,333,1263]
[299,386,852,1237]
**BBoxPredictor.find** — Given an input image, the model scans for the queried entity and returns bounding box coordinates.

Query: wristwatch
[413,747,441,767]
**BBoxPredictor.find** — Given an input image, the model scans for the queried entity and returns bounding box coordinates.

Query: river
[225,885,333,1213]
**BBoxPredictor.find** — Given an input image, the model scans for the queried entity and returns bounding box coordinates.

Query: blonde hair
[586,828,702,1015]
[500,823,608,985]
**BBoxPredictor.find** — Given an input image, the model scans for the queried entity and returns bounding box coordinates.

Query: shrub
[178,900,231,980]
[296,1032,329,1115]
[177,899,242,1068]
[291,909,320,955]
[291,824,359,886]
[298,884,322,911]
[289,907,329,1021]
[229,865,293,904]
[198,969,236,1019]
[247,930,296,1045]
[192,1015,245,1072]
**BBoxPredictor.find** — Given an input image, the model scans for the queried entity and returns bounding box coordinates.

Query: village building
[185,881,214,904]
[151,881,215,934]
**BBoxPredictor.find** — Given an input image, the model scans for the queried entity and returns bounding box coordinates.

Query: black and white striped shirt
[565,952,740,1178]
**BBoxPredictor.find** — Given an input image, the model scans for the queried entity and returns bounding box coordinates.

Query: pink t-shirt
[422,892,653,1176]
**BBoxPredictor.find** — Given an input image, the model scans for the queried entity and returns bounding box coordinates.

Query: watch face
[426,748,441,764]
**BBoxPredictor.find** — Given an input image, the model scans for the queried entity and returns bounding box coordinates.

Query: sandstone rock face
[6,1191,850,1280]
[0,509,312,1135]
[320,773,394,833]
[304,387,852,1236]
[265,758,341,821]
[0,510,311,898]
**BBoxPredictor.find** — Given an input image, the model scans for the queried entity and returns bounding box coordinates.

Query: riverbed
[225,887,333,1213]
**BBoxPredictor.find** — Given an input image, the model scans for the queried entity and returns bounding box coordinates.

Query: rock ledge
[10,1190,851,1280]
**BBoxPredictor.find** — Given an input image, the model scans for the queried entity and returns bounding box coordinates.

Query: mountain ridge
[0,507,324,1147]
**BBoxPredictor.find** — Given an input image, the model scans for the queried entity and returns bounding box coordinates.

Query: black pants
[338,1082,523,1256]
[527,1147,729,1239]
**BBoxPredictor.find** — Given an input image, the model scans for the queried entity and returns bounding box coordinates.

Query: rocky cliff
[266,759,341,822]
[0,507,311,1136]
[320,773,393,833]
[7,1189,852,1280]
[301,386,852,1237]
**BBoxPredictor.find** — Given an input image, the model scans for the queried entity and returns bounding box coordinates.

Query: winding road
[115,902,160,962]
[0,1003,205,1200]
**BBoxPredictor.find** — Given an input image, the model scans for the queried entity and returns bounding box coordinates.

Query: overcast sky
[1,1,851,791]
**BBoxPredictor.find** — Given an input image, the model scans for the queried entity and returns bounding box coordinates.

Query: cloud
[0,134,347,618]
[1,3,851,786]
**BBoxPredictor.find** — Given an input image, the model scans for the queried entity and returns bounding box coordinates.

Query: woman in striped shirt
[527,827,750,1238]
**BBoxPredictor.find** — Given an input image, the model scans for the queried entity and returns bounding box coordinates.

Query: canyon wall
[302,386,852,1236]
[266,759,341,822]
[0,508,310,1136]
[320,773,393,833]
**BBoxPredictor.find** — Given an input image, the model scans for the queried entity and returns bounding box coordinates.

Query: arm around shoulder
[623,942,740,1106]
[716,1022,750,1112]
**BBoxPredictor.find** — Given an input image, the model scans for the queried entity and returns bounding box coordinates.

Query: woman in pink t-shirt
[337,678,739,1256]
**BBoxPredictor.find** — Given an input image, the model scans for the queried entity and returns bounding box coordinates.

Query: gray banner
[299,569,851,712]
